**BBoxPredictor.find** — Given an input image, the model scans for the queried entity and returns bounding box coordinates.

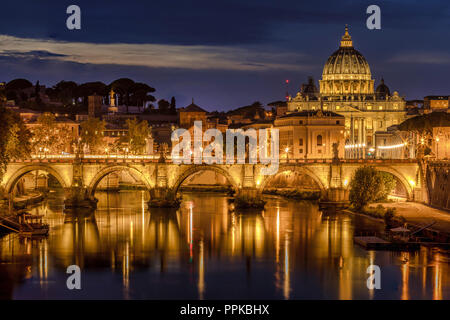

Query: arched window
[317,135,323,146]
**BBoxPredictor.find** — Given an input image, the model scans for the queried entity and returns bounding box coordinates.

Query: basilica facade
[287,26,407,158]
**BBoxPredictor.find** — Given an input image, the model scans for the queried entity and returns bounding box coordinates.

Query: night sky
[0,0,449,111]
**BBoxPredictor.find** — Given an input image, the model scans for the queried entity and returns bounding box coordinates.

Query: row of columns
[347,116,367,159]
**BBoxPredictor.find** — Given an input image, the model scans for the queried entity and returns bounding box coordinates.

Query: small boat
[17,212,49,237]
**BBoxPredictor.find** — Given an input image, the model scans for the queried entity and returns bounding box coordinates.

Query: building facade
[273,110,345,160]
[287,26,407,158]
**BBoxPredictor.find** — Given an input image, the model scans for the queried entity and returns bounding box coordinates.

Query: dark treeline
[0,78,177,115]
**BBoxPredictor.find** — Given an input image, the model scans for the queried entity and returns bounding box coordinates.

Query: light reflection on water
[0,190,449,299]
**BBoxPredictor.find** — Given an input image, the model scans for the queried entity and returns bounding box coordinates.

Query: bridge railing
[10,154,420,164]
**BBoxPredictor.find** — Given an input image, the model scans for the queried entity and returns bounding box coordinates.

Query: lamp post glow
[436,136,440,158]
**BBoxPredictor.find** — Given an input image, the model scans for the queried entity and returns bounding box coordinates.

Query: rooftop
[278,110,344,119]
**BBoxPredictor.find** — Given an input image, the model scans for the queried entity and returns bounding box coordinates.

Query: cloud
[0,34,312,72]
[388,52,450,65]
[0,50,67,59]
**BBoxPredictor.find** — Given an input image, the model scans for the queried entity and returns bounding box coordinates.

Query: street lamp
[285,147,289,161]
[436,136,440,159]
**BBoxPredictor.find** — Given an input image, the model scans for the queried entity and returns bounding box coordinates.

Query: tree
[5,78,33,104]
[76,82,108,109]
[0,84,6,106]
[375,172,397,202]
[6,78,33,92]
[80,118,106,154]
[110,78,135,113]
[46,81,78,106]
[170,96,176,114]
[349,166,383,210]
[31,113,73,154]
[120,118,150,154]
[0,106,31,179]
[130,82,156,110]
[158,99,170,113]
[34,80,42,106]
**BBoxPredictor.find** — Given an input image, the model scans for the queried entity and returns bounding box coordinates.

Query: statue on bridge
[332,142,340,162]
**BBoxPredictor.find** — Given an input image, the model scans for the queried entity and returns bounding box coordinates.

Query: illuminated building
[287,26,407,158]
[178,100,207,129]
[274,110,345,159]
[432,127,450,159]
[424,96,449,113]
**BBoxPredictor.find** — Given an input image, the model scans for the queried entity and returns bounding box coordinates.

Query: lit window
[317,135,323,146]
[379,106,383,110]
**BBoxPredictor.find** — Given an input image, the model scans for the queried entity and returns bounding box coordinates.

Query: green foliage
[350,167,400,209]
[384,208,397,228]
[234,195,266,209]
[120,118,151,154]
[31,113,73,154]
[361,204,386,218]
[375,172,397,202]
[263,188,320,200]
[349,166,383,210]
[80,118,106,153]
[0,106,31,178]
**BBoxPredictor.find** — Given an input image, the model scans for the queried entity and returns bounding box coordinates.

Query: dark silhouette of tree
[227,101,266,119]
[46,81,78,106]
[76,82,108,109]
[110,78,135,113]
[5,79,33,104]
[6,79,33,92]
[170,96,176,114]
[34,80,42,107]
[158,99,170,113]
[130,82,156,111]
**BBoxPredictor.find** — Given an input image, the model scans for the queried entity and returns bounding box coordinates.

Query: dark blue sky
[0,0,449,111]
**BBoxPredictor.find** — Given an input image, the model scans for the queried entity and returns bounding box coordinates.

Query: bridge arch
[171,165,239,195]
[258,164,326,196]
[4,164,69,194]
[373,166,413,200]
[87,165,152,197]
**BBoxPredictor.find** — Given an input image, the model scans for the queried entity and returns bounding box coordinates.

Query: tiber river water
[0,190,449,299]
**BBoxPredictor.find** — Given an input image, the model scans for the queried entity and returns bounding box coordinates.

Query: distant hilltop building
[287,26,407,158]
[423,95,449,113]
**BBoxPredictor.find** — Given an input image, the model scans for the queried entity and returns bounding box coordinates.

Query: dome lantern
[340,25,353,47]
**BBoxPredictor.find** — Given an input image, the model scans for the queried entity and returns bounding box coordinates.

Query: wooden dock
[354,236,421,250]
[0,212,49,237]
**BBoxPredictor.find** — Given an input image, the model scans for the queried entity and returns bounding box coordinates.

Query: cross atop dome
[340,24,353,47]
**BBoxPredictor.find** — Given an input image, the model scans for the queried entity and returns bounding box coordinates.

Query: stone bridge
[1,157,427,208]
